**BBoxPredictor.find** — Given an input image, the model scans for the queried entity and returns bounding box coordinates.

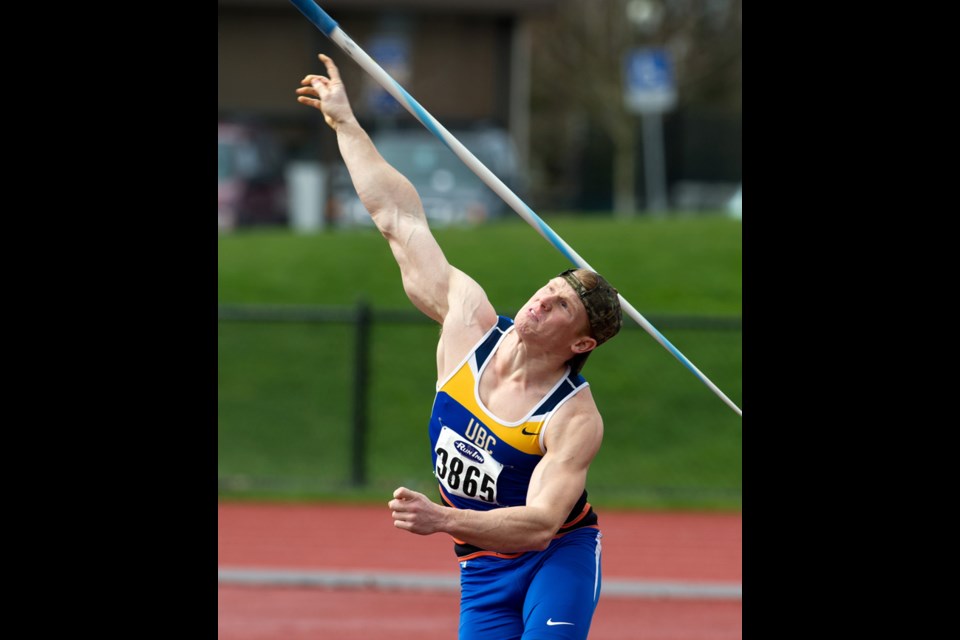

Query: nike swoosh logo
[521,427,541,436]
[546,619,574,626]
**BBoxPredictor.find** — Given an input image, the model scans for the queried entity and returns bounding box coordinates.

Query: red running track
[218,501,742,640]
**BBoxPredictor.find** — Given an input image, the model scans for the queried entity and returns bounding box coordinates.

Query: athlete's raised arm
[296,53,494,338]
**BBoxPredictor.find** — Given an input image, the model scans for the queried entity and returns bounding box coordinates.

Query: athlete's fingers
[319,53,340,81]
[392,503,417,531]
[393,486,414,500]
[300,74,326,87]
[296,96,322,110]
[389,488,412,512]
[295,86,320,100]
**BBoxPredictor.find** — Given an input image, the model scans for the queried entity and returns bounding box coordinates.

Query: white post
[286,161,327,233]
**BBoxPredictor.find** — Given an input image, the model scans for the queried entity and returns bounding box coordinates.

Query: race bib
[435,425,503,504]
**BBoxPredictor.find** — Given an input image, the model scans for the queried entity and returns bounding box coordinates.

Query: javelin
[288,0,742,418]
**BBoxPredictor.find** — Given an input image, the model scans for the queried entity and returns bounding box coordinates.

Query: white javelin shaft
[289,0,742,418]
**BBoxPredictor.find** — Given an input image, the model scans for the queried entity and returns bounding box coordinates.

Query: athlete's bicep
[388,216,454,322]
[525,455,589,531]
[525,406,603,528]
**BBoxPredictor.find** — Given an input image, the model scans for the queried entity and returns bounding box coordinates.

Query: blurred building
[218,0,554,162]
[218,0,741,222]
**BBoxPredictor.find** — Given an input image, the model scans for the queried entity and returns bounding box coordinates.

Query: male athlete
[297,53,623,640]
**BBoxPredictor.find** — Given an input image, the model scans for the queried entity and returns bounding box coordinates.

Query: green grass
[218,213,742,510]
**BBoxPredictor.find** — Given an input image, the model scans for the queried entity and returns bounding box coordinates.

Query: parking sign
[624,48,677,114]
[366,35,410,115]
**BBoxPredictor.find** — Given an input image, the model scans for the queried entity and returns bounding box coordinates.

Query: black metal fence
[218,302,742,505]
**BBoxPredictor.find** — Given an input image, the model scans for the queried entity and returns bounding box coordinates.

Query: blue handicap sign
[624,48,677,113]
[369,35,409,69]
[367,35,411,115]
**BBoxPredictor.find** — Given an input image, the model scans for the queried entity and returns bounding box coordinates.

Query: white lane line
[218,568,741,600]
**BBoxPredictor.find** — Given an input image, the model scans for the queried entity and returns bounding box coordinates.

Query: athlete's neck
[492,331,567,391]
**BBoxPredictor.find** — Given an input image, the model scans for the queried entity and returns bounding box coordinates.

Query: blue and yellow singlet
[428,315,599,560]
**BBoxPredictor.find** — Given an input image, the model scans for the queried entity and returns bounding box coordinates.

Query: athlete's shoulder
[543,391,604,456]
[563,383,599,414]
[438,312,504,380]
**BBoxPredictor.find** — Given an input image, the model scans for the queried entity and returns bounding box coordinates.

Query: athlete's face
[516,277,591,346]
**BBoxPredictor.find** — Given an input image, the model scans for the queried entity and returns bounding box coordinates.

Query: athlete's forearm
[442,504,560,553]
[334,120,425,234]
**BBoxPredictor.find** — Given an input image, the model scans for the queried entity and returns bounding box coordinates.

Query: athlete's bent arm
[389,399,603,553]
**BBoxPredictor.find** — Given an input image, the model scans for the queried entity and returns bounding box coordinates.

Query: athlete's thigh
[521,529,603,640]
[458,555,530,640]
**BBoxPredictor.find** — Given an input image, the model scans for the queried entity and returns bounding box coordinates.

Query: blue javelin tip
[289,0,338,36]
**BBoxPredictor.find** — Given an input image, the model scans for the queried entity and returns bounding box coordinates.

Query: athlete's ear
[571,336,597,355]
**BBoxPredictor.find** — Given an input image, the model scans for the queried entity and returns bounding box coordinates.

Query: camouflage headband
[558,269,623,346]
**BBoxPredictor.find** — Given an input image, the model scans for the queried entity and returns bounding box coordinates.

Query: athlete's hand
[295,53,356,131]
[389,486,447,535]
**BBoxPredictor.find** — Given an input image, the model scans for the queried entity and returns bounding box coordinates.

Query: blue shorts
[457,527,603,640]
